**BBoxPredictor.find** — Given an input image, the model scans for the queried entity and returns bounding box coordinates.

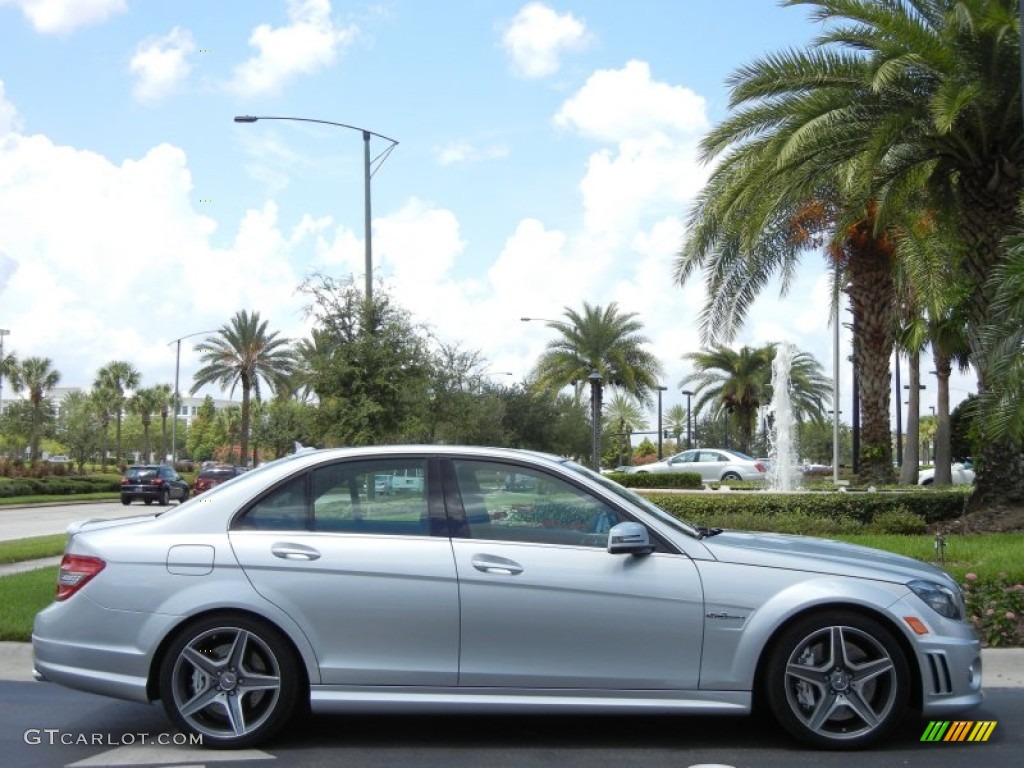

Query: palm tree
[191,310,296,466]
[129,385,170,463]
[602,391,649,467]
[531,302,663,445]
[664,403,688,450]
[7,356,61,460]
[94,361,140,467]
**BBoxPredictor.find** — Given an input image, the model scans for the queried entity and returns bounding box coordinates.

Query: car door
[445,457,704,690]
[229,456,460,686]
[697,450,728,481]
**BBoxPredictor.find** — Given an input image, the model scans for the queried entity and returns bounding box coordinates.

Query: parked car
[46,454,71,464]
[35,445,981,750]
[119,465,190,506]
[918,461,975,486]
[193,465,248,495]
[628,448,767,483]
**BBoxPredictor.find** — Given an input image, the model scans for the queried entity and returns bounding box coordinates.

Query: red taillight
[56,554,105,601]
[152,478,164,485]
[120,477,129,485]
[755,463,767,473]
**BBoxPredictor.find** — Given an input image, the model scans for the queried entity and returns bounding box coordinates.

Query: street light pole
[168,329,218,464]
[681,389,694,449]
[0,329,9,418]
[656,385,668,459]
[234,116,398,306]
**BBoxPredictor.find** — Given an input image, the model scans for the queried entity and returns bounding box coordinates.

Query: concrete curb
[3,642,1022,687]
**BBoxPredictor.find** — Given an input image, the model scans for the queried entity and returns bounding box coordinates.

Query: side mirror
[607,522,654,555]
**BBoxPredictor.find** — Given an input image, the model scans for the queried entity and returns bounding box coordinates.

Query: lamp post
[656,385,668,459]
[588,370,603,471]
[0,329,9,418]
[168,329,218,464]
[234,115,398,306]
[681,389,695,449]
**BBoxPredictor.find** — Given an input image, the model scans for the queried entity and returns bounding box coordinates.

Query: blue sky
[0,0,975,427]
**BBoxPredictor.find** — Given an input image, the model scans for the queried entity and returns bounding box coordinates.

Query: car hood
[701,530,954,586]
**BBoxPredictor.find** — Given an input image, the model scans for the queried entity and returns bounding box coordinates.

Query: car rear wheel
[159,615,300,749]
[179,488,189,504]
[721,471,742,482]
[121,498,130,506]
[144,498,154,505]
[765,611,909,749]
[159,488,170,506]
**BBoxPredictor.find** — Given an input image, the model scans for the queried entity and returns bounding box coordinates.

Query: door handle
[271,542,322,561]
[471,555,523,575]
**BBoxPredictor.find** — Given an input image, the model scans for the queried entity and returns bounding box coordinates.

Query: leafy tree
[602,391,648,467]
[497,383,590,458]
[57,391,104,471]
[94,360,140,466]
[251,398,319,459]
[129,385,171,463]
[0,400,32,459]
[664,403,689,449]
[186,396,219,462]
[7,356,61,460]
[299,274,432,446]
[191,310,296,466]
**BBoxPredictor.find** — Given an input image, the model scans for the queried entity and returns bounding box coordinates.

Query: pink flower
[1014,584,1024,591]
[985,608,995,616]
[965,573,978,581]
[1006,612,1017,621]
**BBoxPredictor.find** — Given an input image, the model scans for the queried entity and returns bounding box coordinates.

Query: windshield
[560,459,702,539]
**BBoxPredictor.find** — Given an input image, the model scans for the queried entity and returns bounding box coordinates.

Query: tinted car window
[199,468,240,481]
[126,467,159,480]
[312,459,429,536]
[452,459,621,548]
[235,475,309,531]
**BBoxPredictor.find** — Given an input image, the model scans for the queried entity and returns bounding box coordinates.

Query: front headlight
[907,579,965,621]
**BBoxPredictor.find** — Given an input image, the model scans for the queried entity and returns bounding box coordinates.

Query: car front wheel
[158,615,300,749]
[721,471,742,482]
[764,611,909,749]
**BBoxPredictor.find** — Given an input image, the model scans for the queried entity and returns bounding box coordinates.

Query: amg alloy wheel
[158,615,299,748]
[766,611,909,748]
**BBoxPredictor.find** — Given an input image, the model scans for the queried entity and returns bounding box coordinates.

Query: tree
[602,391,648,467]
[299,274,431,446]
[57,391,104,471]
[7,356,61,460]
[191,310,296,466]
[186,396,219,462]
[94,361,140,467]
[129,386,171,463]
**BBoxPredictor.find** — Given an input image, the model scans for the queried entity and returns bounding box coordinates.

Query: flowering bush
[962,574,1024,647]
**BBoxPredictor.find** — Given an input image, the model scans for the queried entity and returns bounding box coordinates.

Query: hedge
[606,471,703,489]
[640,487,970,527]
[0,476,121,498]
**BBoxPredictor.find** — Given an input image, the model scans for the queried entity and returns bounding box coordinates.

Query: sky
[0,0,976,431]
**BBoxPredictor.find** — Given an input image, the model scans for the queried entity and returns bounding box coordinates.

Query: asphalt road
[0,500,154,541]
[1,681,1020,768]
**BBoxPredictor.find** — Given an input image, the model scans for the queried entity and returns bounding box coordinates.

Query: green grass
[833,533,1024,582]
[0,535,66,564]
[0,492,118,506]
[0,566,57,641]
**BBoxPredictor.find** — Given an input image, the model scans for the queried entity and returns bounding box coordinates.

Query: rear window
[199,468,238,480]
[126,467,158,480]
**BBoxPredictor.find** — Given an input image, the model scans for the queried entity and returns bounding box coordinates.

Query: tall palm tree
[532,302,663,436]
[94,361,140,467]
[191,310,296,466]
[664,403,689,450]
[602,391,649,467]
[7,356,61,460]
[129,385,170,463]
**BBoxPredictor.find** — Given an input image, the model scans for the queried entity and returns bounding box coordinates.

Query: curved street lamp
[234,115,398,305]
[168,329,218,463]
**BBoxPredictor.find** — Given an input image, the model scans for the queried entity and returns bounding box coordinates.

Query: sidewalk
[3,641,1022,686]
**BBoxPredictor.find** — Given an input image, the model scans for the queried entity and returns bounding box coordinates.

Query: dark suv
[193,464,247,495]
[120,465,190,506]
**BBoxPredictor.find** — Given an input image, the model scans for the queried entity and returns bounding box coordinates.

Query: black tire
[921,478,933,486]
[158,614,300,749]
[159,488,170,506]
[179,488,189,504]
[721,472,742,482]
[764,611,909,749]
[144,498,154,505]
[121,498,131,506]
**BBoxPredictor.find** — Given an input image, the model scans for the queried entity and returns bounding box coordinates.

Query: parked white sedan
[629,448,767,482]
[918,461,975,486]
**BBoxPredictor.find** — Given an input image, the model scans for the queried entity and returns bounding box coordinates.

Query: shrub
[608,472,703,490]
[865,507,927,535]
[963,575,1024,647]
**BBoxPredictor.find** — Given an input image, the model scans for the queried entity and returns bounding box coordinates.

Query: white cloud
[0,0,125,34]
[0,80,21,135]
[227,0,358,96]
[129,27,195,104]
[436,141,510,166]
[501,2,589,79]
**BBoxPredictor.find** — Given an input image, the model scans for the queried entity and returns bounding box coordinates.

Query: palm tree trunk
[240,378,251,468]
[932,351,953,485]
[899,351,921,485]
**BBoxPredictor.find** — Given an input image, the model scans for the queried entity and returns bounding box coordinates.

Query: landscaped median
[0,475,121,506]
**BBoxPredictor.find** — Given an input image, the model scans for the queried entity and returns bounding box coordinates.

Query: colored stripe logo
[921,721,996,742]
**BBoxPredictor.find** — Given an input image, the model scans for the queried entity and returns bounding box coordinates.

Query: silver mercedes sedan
[32,445,982,750]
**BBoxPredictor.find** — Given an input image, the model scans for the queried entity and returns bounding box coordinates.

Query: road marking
[687,765,737,768]
[66,743,274,766]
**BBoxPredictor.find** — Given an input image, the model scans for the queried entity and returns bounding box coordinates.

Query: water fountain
[767,342,801,491]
